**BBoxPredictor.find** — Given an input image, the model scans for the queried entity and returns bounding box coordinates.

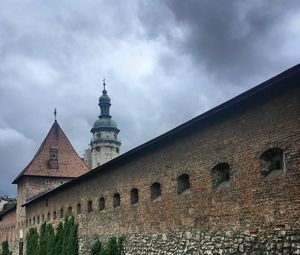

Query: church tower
[84,80,121,169]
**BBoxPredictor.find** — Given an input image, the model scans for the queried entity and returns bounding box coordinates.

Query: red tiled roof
[13,121,90,183]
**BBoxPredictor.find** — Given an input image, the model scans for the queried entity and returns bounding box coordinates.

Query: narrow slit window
[59,209,63,219]
[77,204,81,215]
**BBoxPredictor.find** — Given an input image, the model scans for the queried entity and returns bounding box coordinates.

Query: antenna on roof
[54,108,57,121]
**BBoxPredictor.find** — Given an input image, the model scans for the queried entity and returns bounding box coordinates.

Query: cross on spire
[54,108,57,121]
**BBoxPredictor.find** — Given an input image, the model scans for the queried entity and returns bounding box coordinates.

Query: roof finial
[102,78,107,95]
[103,78,106,90]
[54,108,57,121]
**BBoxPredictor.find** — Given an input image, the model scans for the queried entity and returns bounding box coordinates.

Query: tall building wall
[23,76,300,254]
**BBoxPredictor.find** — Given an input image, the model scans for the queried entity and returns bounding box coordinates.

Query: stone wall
[78,230,300,255]
[22,83,300,254]
[16,175,73,244]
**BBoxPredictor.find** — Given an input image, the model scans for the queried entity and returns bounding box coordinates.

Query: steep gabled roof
[13,121,89,184]
[23,63,300,206]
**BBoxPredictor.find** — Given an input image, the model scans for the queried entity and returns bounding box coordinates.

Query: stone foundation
[79,230,300,255]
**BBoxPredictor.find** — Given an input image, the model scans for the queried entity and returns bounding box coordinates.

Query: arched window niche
[99,197,105,211]
[260,148,284,179]
[77,204,81,215]
[113,193,120,208]
[87,201,93,213]
[150,182,161,201]
[177,174,191,195]
[130,188,139,205]
[211,163,230,190]
[67,206,72,217]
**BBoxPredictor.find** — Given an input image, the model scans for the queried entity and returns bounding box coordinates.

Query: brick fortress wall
[24,84,300,254]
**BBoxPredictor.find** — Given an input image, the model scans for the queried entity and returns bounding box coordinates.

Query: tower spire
[54,108,57,122]
[98,79,111,118]
[102,78,107,95]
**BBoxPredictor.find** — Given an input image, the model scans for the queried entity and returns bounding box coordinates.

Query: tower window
[99,197,105,211]
[211,163,230,190]
[260,148,284,179]
[47,212,50,222]
[77,204,81,215]
[42,215,45,222]
[151,182,161,201]
[37,216,40,224]
[96,147,100,152]
[130,188,139,205]
[116,148,119,153]
[33,217,35,225]
[113,193,120,208]
[87,201,93,213]
[177,174,191,194]
[53,211,57,221]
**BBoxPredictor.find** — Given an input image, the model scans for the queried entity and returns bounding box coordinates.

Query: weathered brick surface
[0,209,16,243]
[20,84,300,254]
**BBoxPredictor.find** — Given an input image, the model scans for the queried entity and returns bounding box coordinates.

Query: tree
[39,223,47,255]
[62,217,71,255]
[1,241,12,255]
[26,228,39,255]
[54,222,64,255]
[67,217,79,255]
[46,223,55,255]
[25,217,80,255]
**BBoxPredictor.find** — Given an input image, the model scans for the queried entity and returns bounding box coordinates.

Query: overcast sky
[0,0,299,197]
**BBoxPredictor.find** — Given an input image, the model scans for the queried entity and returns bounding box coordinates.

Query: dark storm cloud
[0,0,299,196]
[139,0,300,84]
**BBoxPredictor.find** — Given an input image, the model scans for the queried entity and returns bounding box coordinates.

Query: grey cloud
[139,0,300,84]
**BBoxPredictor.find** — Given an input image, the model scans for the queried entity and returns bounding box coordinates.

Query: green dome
[99,93,110,103]
[93,118,117,129]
